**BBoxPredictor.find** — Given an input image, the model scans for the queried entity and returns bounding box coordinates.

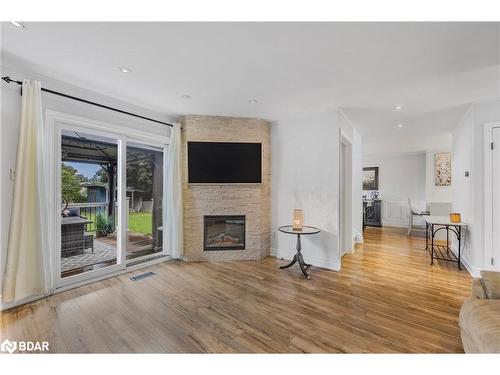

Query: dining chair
[407,198,430,236]
[428,202,452,240]
[429,202,452,216]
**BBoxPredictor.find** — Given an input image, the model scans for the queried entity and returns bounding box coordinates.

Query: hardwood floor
[0,226,472,353]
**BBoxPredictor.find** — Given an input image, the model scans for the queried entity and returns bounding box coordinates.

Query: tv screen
[188,142,262,183]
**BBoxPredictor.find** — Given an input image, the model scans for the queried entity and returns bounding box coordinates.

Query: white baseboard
[460,256,480,278]
[310,256,341,271]
[451,243,480,277]
[353,230,363,244]
[275,248,340,271]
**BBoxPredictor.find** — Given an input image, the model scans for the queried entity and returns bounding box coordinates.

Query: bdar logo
[0,339,49,353]
[1,339,17,354]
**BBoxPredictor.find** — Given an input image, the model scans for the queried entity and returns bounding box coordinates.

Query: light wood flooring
[0,226,472,353]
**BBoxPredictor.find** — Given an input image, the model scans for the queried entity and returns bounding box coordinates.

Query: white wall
[271,110,361,271]
[363,152,426,227]
[452,107,475,272]
[425,148,452,204]
[452,100,500,276]
[0,58,173,284]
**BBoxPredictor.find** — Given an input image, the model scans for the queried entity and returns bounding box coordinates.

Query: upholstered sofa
[459,271,500,353]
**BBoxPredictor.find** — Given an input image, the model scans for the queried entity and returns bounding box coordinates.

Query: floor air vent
[130,272,156,281]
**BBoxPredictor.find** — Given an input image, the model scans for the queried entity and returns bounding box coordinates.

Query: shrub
[96,213,111,237]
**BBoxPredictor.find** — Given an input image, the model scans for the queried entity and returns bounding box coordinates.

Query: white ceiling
[2,22,499,154]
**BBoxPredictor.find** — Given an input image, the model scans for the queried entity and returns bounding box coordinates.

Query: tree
[126,157,154,199]
[61,164,87,203]
[90,167,108,184]
[127,151,154,200]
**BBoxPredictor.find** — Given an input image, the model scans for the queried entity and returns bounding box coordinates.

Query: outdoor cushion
[68,207,80,217]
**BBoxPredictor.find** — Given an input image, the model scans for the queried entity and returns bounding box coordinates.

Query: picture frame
[363,167,379,190]
[434,152,451,186]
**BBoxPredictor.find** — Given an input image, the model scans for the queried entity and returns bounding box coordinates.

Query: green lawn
[128,211,153,235]
[81,210,152,235]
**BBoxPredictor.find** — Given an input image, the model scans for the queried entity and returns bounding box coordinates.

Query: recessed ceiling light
[119,67,131,73]
[9,21,25,29]
[394,105,403,111]
[248,99,258,104]
[181,94,191,99]
[397,123,404,128]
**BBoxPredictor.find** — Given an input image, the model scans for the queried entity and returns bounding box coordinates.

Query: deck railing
[67,202,117,232]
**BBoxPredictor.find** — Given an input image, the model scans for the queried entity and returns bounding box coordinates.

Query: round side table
[278,225,321,280]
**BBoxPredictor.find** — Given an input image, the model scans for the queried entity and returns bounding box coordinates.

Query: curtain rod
[1,76,174,128]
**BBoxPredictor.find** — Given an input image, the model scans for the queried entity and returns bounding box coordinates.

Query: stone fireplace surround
[180,115,271,262]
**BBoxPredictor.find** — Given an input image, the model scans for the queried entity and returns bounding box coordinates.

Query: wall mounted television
[188,142,262,183]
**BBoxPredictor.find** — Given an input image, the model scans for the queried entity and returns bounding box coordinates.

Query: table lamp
[292,209,303,231]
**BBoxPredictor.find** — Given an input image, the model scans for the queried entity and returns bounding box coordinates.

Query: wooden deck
[0,226,472,353]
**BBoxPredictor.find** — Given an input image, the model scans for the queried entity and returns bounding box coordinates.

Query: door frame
[54,122,125,287]
[124,137,169,265]
[45,110,169,288]
[339,129,353,261]
[484,121,500,271]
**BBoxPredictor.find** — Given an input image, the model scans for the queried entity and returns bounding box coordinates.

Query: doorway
[340,133,353,258]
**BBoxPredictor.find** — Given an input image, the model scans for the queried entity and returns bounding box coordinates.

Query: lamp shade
[292,209,303,231]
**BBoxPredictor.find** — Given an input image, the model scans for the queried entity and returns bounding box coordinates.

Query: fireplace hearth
[204,215,245,251]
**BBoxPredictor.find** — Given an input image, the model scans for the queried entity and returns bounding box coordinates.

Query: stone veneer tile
[179,115,271,262]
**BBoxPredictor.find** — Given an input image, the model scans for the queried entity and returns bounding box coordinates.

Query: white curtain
[165,123,183,258]
[2,80,52,303]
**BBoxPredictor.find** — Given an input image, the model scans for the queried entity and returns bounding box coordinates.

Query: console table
[278,225,321,280]
[363,199,382,227]
[424,215,467,270]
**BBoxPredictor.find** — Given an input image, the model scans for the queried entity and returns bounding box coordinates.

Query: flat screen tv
[188,142,262,183]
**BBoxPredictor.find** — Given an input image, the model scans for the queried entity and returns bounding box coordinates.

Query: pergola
[62,133,118,222]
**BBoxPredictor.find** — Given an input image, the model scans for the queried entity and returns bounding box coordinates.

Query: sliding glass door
[125,142,165,261]
[57,127,124,284]
[54,117,168,288]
